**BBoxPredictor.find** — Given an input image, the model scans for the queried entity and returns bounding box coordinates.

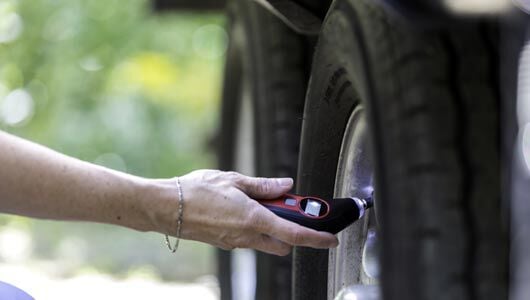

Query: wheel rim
[328,106,380,299]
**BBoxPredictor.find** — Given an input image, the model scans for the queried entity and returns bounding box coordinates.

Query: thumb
[236,175,293,199]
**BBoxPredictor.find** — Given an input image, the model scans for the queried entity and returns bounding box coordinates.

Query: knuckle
[235,237,251,248]
[263,178,273,193]
[229,233,250,249]
[246,203,264,230]
[225,171,240,181]
[215,238,234,251]
[255,178,271,194]
[219,235,237,250]
[225,171,246,188]
[278,246,292,256]
[218,233,230,245]
[199,172,213,183]
[290,228,303,245]
[210,171,236,189]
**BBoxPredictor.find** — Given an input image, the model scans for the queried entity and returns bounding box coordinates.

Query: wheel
[217,0,309,299]
[293,0,508,299]
[508,10,530,300]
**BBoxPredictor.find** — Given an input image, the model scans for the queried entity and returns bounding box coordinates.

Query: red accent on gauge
[258,194,331,219]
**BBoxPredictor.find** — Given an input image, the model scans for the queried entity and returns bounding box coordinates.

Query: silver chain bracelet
[165,177,184,253]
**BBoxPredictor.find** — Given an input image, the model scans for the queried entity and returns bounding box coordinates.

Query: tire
[217,0,309,299]
[293,0,508,299]
[508,13,530,300]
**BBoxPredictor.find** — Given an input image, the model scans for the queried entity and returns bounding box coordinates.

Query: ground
[0,262,219,299]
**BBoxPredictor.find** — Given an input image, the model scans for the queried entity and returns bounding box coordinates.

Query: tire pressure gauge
[258,194,373,234]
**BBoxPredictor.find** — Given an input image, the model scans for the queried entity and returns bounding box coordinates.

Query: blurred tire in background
[217,0,309,299]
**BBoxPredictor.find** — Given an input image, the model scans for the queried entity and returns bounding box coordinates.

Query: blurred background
[0,0,227,298]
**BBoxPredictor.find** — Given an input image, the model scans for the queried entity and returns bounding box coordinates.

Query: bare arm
[0,131,337,255]
[0,130,162,231]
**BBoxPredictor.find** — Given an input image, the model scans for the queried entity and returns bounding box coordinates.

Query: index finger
[251,205,339,248]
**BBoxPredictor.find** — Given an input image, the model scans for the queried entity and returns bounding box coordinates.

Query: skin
[0,130,338,256]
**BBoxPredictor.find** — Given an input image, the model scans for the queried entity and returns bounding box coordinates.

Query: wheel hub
[328,106,380,299]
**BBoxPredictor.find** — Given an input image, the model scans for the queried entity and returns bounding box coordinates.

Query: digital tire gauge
[258,194,373,234]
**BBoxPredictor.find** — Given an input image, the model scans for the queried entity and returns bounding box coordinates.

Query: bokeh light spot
[55,237,88,271]
[0,228,32,263]
[0,12,23,44]
[42,7,81,41]
[0,89,35,127]
[79,56,104,72]
[192,24,228,60]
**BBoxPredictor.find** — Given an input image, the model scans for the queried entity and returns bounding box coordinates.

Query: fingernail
[277,178,293,187]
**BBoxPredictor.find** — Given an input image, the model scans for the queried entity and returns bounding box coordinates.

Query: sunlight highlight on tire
[518,42,530,174]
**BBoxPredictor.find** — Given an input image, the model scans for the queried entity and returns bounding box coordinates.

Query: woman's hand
[173,170,338,256]
[0,131,336,256]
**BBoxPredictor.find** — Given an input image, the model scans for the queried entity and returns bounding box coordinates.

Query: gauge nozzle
[363,197,374,209]
[258,194,374,234]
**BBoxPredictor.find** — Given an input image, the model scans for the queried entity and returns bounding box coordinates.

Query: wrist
[136,178,180,235]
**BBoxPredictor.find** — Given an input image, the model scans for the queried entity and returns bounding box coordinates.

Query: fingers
[250,204,339,249]
[252,234,292,256]
[216,235,291,256]
[231,172,293,199]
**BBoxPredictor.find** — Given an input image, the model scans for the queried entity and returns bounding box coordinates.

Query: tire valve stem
[257,194,374,234]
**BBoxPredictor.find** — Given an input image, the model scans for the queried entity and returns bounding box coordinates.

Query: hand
[177,170,339,256]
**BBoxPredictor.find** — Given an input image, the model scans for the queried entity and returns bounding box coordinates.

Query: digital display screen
[304,200,322,216]
[284,198,297,206]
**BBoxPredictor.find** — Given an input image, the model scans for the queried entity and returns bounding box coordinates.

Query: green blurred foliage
[0,0,227,281]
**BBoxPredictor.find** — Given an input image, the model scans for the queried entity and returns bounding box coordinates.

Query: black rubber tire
[293,0,508,299]
[217,0,309,299]
[216,2,242,298]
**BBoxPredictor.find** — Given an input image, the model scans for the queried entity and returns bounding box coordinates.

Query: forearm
[0,131,174,233]
[0,131,338,255]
